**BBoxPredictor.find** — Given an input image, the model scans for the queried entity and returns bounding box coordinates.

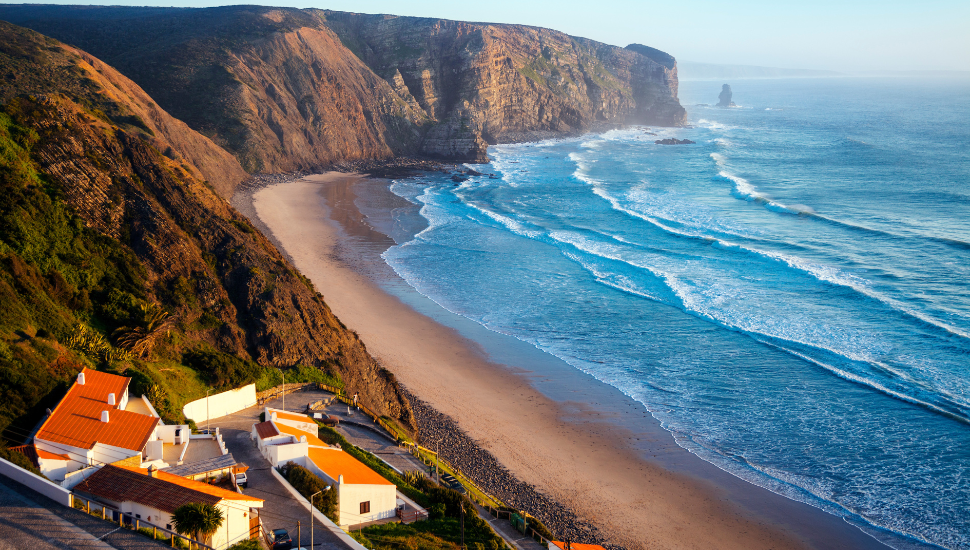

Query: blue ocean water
[381,78,970,549]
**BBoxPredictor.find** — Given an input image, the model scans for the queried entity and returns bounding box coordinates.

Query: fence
[486,507,554,548]
[69,494,214,549]
[314,383,407,442]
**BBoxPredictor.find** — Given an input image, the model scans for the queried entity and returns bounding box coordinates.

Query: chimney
[101,410,109,423]
[77,372,86,386]
[300,435,307,443]
[107,393,116,406]
[338,475,344,485]
[270,412,277,421]
[148,464,157,478]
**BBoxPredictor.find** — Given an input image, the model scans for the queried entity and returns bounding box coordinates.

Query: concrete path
[0,476,169,550]
[207,395,349,550]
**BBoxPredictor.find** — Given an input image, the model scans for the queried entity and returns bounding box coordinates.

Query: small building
[251,410,401,527]
[73,464,263,550]
[32,369,162,482]
[306,447,397,527]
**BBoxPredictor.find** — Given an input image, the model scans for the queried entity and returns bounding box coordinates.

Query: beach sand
[242,172,888,550]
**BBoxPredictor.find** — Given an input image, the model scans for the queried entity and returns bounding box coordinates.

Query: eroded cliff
[0,21,414,434]
[1,5,686,174]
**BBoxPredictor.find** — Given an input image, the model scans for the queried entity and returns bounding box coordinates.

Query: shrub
[279,461,338,523]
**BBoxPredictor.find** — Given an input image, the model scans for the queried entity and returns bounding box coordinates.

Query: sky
[7,0,970,72]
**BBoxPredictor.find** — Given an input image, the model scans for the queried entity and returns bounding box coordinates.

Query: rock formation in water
[0,21,414,434]
[717,83,736,107]
[0,5,687,181]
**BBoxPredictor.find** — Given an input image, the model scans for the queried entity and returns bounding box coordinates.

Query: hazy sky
[8,0,970,71]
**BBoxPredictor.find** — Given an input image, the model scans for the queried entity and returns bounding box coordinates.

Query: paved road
[0,476,169,550]
[209,395,348,550]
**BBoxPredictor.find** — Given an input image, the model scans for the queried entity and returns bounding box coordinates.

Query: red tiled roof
[73,465,262,514]
[35,368,158,453]
[308,447,393,486]
[8,445,38,468]
[254,421,279,439]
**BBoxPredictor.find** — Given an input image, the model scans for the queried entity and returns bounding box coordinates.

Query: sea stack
[717,84,736,107]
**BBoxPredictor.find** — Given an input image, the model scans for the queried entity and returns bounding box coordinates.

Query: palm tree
[171,502,224,547]
[112,302,173,357]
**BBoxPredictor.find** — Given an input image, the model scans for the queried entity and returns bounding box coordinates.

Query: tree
[112,302,173,357]
[171,502,224,546]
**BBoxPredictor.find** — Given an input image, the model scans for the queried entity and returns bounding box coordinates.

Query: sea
[371,78,970,549]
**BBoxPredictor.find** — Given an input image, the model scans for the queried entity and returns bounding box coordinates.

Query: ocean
[375,78,970,549]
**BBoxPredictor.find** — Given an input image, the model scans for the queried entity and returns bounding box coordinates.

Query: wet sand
[242,172,890,550]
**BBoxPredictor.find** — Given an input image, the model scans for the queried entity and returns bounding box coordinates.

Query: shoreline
[237,171,891,550]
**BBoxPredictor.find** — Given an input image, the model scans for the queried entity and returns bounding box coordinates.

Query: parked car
[235,472,248,489]
[271,528,292,550]
[320,414,339,427]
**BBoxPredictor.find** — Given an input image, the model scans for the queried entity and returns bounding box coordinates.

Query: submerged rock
[717,84,737,107]
[655,138,695,145]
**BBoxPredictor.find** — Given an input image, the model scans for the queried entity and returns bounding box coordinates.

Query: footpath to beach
[235,171,890,550]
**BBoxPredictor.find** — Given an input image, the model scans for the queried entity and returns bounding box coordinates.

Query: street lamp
[277,368,285,411]
[310,487,330,549]
[310,490,321,549]
[206,388,210,433]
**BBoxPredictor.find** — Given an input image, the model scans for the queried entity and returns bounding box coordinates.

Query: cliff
[323,12,687,161]
[1,5,686,175]
[0,21,414,441]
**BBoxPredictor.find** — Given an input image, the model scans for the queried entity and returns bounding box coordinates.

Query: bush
[279,461,339,523]
[227,539,262,550]
[182,348,262,390]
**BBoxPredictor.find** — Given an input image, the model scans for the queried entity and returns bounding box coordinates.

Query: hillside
[0,21,414,452]
[0,5,685,179]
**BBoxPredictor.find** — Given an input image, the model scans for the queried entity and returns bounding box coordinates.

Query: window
[360,501,370,514]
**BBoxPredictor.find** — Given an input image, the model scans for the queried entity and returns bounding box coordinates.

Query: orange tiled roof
[35,368,158,453]
[271,410,312,423]
[74,465,261,513]
[308,447,393,486]
[254,421,280,439]
[275,422,326,447]
[8,445,39,468]
[551,542,607,550]
[36,448,71,461]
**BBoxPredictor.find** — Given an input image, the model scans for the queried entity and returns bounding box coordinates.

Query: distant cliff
[0,21,414,438]
[323,12,687,161]
[1,5,686,176]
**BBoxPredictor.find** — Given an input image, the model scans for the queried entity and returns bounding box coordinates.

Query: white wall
[90,442,140,468]
[266,442,309,468]
[155,424,190,444]
[0,457,72,506]
[38,458,68,482]
[183,384,257,424]
[338,483,397,527]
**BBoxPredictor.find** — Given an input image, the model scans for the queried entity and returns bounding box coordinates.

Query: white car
[235,472,248,489]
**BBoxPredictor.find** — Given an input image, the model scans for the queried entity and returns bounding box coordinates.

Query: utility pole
[310,490,322,550]
[435,440,439,485]
[297,520,301,549]
[460,503,465,549]
[206,388,210,433]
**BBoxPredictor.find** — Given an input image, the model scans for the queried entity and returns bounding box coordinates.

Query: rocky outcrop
[0,21,414,429]
[1,5,687,174]
[718,83,736,107]
[323,12,687,160]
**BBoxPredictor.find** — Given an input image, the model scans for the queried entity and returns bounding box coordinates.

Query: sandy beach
[241,172,888,550]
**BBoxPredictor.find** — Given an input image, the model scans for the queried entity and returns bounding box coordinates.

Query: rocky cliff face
[2,5,686,173]
[323,12,687,161]
[0,6,429,177]
[0,22,414,430]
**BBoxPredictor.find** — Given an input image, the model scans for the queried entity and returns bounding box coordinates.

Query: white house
[72,464,263,550]
[306,447,397,527]
[32,369,161,482]
[251,411,399,527]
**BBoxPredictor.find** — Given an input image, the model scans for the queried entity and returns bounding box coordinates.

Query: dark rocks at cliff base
[402,388,608,547]
[717,83,737,107]
[655,138,696,145]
